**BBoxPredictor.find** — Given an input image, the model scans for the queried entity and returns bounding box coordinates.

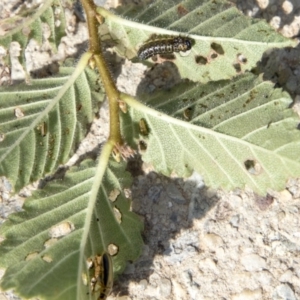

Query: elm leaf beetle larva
[137,36,193,60]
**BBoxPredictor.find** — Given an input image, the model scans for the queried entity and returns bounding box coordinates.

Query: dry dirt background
[1,0,300,299]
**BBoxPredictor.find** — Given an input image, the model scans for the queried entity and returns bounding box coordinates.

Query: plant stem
[81,0,122,144]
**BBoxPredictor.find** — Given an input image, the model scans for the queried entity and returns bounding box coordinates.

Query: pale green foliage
[0,66,101,191]
[99,0,296,82]
[1,0,145,299]
[121,73,300,194]
[0,0,66,65]
[0,159,143,299]
[0,0,299,299]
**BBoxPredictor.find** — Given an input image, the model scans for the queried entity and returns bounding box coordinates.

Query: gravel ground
[1,0,300,300]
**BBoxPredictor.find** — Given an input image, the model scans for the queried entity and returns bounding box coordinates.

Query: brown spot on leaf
[177,4,189,16]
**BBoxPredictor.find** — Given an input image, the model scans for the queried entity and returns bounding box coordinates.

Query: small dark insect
[137,37,192,60]
[139,118,149,136]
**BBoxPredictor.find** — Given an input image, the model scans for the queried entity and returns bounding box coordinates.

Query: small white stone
[282,0,293,14]
[279,190,293,202]
[273,283,296,300]
[202,233,223,250]
[159,278,172,297]
[270,16,281,30]
[138,279,148,290]
[198,258,219,273]
[241,254,266,272]
[279,270,293,283]
[257,0,269,9]
[256,270,273,286]
[232,288,262,300]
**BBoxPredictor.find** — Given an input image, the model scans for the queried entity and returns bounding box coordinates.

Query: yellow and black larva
[137,37,192,60]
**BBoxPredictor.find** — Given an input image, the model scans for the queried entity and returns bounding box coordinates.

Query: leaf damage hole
[297,123,300,130]
[44,238,58,248]
[49,221,75,238]
[211,42,224,55]
[86,257,93,269]
[195,55,208,65]
[107,243,119,256]
[139,140,147,151]
[210,53,218,59]
[77,104,82,111]
[82,272,88,286]
[233,63,241,73]
[113,207,122,223]
[123,188,131,198]
[244,159,262,175]
[0,133,5,142]
[25,252,39,261]
[42,255,53,263]
[183,107,193,120]
[237,53,247,64]
[14,107,24,118]
[109,189,120,202]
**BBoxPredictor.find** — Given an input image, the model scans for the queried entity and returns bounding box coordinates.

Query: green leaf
[0,56,102,191]
[0,155,143,300]
[0,0,67,65]
[98,0,296,82]
[120,73,300,194]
